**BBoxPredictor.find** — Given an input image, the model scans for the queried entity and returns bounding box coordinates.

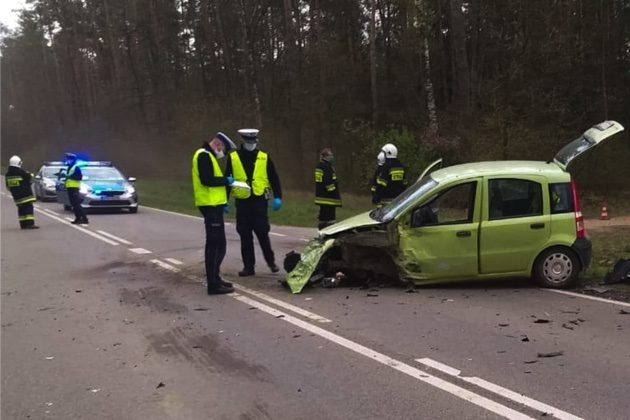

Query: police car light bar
[80,161,113,166]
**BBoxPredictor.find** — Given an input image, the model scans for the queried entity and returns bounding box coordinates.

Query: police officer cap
[238,128,260,143]
[215,132,236,150]
[65,152,77,160]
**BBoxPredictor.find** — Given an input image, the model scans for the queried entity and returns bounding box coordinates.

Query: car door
[479,176,550,274]
[397,180,480,280]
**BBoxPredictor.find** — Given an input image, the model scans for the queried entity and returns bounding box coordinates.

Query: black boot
[269,263,280,273]
[207,284,234,295]
[238,268,255,277]
[219,277,233,288]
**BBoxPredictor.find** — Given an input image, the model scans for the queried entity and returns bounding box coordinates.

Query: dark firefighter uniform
[314,159,341,229]
[225,147,282,276]
[372,159,408,205]
[65,158,89,224]
[192,140,233,294]
[5,166,37,229]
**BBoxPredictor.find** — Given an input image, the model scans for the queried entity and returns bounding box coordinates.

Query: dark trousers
[199,205,226,289]
[318,205,337,229]
[17,203,35,228]
[236,200,275,270]
[67,187,87,221]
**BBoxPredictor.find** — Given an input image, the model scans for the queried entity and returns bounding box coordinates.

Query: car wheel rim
[542,253,573,284]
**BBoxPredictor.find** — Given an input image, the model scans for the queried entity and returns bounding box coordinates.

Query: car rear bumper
[571,237,592,269]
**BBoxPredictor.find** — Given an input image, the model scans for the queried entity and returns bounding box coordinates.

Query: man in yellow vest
[192,132,236,295]
[64,153,89,225]
[225,128,282,277]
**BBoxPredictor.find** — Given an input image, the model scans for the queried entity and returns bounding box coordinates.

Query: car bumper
[41,188,57,199]
[80,193,139,209]
[571,237,592,269]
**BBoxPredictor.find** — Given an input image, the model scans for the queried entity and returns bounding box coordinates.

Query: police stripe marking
[96,230,133,245]
[232,294,535,420]
[129,248,152,254]
[415,358,582,420]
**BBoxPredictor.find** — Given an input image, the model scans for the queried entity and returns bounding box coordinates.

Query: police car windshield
[82,167,124,181]
[370,176,438,222]
[42,166,64,177]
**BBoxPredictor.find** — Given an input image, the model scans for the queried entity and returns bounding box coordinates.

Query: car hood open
[318,211,382,238]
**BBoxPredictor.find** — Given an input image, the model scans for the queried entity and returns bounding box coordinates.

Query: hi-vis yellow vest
[65,164,81,188]
[192,148,227,206]
[229,151,269,199]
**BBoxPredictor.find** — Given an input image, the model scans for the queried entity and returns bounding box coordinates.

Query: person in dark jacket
[314,148,341,229]
[224,128,282,277]
[192,132,236,295]
[5,155,39,229]
[64,153,89,224]
[372,143,408,205]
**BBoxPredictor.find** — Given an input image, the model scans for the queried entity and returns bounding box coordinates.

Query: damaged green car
[285,121,625,293]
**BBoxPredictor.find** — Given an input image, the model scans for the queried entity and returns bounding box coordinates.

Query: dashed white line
[233,294,535,420]
[415,358,582,420]
[129,248,152,254]
[164,258,183,265]
[233,283,331,323]
[33,209,119,246]
[150,259,181,273]
[544,289,630,308]
[96,230,133,245]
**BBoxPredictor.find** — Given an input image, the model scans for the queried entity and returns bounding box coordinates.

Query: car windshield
[370,176,439,222]
[42,166,64,178]
[82,167,124,181]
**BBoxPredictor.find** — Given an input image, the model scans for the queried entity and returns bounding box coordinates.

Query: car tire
[533,246,580,288]
[129,207,138,214]
[64,205,72,211]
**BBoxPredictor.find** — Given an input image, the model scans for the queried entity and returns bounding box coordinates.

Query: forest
[1,0,629,191]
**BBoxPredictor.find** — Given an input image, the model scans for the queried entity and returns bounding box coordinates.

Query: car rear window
[549,183,574,214]
[488,179,543,219]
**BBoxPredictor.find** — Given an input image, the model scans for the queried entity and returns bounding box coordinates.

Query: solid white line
[64,217,73,222]
[164,258,183,265]
[544,289,630,308]
[96,230,133,245]
[269,232,286,237]
[41,208,60,216]
[300,238,310,242]
[415,358,582,420]
[34,204,40,208]
[129,247,152,254]
[33,209,119,246]
[150,259,181,273]
[233,283,331,323]
[233,294,534,420]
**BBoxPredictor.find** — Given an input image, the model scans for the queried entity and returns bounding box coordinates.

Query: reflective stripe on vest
[15,195,35,205]
[229,151,269,199]
[192,148,227,206]
[314,197,342,206]
[65,165,81,188]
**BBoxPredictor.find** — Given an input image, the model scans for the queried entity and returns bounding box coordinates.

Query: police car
[56,161,139,213]
[33,161,66,201]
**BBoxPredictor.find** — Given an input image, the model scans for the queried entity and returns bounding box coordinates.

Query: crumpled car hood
[318,211,381,237]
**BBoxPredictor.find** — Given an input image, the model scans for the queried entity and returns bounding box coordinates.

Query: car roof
[431,161,570,183]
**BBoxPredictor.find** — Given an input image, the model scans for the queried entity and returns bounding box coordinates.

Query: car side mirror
[35,175,42,180]
[128,177,136,182]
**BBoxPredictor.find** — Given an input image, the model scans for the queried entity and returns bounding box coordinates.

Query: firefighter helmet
[381,143,398,159]
[9,155,22,167]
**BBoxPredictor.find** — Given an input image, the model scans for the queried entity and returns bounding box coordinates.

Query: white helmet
[9,155,22,167]
[377,151,385,166]
[381,143,398,159]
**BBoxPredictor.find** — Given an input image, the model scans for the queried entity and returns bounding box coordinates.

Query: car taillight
[571,179,585,239]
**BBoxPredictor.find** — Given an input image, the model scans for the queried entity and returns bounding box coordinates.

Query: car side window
[549,183,574,214]
[488,179,542,220]
[411,182,476,227]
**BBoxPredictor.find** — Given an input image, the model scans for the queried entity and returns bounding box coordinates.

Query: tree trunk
[370,0,378,124]
[448,0,470,113]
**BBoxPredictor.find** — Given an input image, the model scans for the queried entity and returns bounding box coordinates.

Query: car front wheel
[533,247,580,288]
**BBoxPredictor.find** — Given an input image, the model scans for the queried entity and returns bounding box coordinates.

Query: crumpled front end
[286,238,336,293]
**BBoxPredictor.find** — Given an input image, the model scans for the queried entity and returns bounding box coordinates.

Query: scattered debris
[322,272,345,288]
[156,382,165,389]
[112,342,122,347]
[292,334,301,338]
[45,356,54,360]
[193,307,209,311]
[619,309,630,315]
[498,323,510,327]
[75,290,82,293]
[562,323,574,330]
[441,299,454,303]
[192,345,202,349]
[90,388,101,393]
[275,315,285,319]
[524,360,538,364]
[584,286,609,294]
[497,350,507,354]
[533,319,551,324]
[45,402,53,407]
[521,335,530,342]
[304,298,313,301]
[366,293,379,297]
[537,351,564,358]
[38,307,53,312]
[560,310,579,314]
[602,258,630,284]
[405,288,418,293]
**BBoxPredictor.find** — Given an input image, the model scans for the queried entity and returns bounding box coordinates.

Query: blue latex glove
[272,197,282,211]
[226,176,234,185]
[224,202,230,214]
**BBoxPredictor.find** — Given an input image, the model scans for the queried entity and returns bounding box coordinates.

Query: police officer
[5,155,39,229]
[314,148,341,229]
[64,153,89,225]
[225,128,282,277]
[192,132,236,295]
[372,143,408,205]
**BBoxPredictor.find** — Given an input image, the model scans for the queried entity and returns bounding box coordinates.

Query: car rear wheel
[533,247,580,288]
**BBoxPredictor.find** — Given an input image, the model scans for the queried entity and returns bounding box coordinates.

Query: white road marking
[64,217,73,222]
[233,283,331,323]
[269,232,286,237]
[233,294,535,420]
[96,230,133,245]
[34,204,40,208]
[300,238,310,242]
[164,258,183,265]
[141,205,203,220]
[129,248,152,254]
[150,259,181,273]
[41,208,60,216]
[415,358,582,420]
[544,289,630,308]
[33,209,119,246]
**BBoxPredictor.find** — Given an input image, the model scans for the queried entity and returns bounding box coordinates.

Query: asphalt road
[2,194,629,420]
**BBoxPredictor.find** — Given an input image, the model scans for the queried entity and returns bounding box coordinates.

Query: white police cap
[238,128,260,142]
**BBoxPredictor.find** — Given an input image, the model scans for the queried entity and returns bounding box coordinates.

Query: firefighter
[370,150,385,201]
[64,153,89,225]
[372,143,408,205]
[225,128,282,277]
[314,147,341,230]
[192,132,236,295]
[5,155,39,229]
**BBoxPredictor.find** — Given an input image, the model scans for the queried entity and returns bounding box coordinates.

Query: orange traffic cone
[599,201,610,220]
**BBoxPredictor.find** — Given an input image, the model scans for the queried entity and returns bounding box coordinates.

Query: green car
[285,121,625,293]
